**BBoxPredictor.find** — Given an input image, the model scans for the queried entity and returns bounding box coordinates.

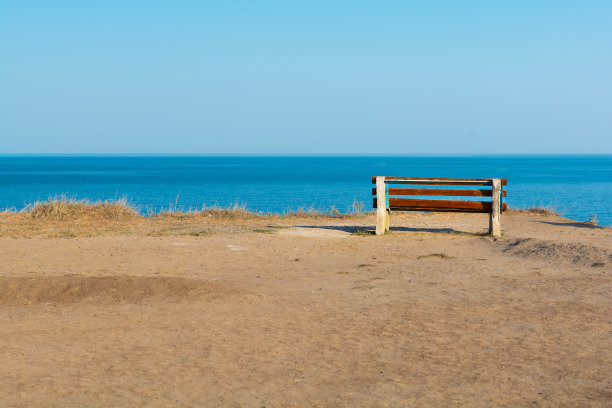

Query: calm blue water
[1,155,611,226]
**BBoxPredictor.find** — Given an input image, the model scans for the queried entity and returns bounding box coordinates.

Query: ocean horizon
[1,154,611,226]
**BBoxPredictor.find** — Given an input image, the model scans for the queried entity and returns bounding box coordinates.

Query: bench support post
[385,209,390,232]
[376,176,388,235]
[489,178,502,237]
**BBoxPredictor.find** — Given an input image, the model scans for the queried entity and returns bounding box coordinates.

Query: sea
[1,155,611,226]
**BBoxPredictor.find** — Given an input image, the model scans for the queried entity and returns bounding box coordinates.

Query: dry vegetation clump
[0,197,144,238]
[586,215,599,227]
[507,204,564,216]
[149,203,264,222]
[150,200,372,221]
[10,198,371,222]
[21,196,141,221]
[351,229,374,236]
[279,205,337,218]
[0,198,374,238]
[190,203,259,219]
[277,201,372,219]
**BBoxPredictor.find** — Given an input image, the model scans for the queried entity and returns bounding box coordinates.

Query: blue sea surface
[1,155,611,226]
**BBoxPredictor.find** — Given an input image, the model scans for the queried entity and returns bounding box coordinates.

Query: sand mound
[0,276,238,306]
[501,238,611,267]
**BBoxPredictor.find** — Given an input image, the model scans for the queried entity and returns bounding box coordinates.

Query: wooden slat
[373,198,507,212]
[372,176,490,183]
[387,207,488,213]
[376,197,490,210]
[371,188,507,197]
[384,205,507,213]
[372,177,507,186]
[390,198,493,211]
[384,180,493,186]
[388,176,508,186]
[383,176,493,181]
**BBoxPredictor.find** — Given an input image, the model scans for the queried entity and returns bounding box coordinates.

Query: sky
[0,1,611,154]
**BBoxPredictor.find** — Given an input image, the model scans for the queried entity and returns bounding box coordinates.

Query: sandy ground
[1,211,611,407]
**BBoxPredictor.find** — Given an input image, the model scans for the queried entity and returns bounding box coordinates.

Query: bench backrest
[372,177,507,213]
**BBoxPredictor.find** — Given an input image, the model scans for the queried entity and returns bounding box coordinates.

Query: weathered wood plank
[372,188,507,197]
[489,178,502,237]
[375,177,387,235]
[389,198,492,211]
[374,200,507,211]
[386,207,490,213]
[374,198,494,211]
[383,180,494,186]
[372,176,507,186]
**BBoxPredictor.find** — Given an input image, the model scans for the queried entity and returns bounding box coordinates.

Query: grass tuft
[20,195,141,221]
[12,197,373,221]
[351,229,374,236]
[152,202,261,220]
[280,201,372,219]
[586,215,599,227]
[253,229,275,234]
[349,200,366,215]
[186,229,212,237]
[280,205,328,218]
[508,204,564,216]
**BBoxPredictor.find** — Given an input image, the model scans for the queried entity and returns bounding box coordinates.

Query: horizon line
[1,153,611,157]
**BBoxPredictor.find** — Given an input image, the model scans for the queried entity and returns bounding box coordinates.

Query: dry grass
[3,198,371,223]
[0,198,373,238]
[351,229,374,236]
[152,203,259,220]
[151,200,372,220]
[507,206,605,228]
[587,215,600,227]
[507,204,564,216]
[252,229,275,234]
[0,196,143,238]
[20,195,141,221]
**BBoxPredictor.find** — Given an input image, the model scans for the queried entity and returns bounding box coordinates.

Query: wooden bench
[372,177,507,237]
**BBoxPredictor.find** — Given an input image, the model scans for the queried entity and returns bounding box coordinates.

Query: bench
[372,177,507,237]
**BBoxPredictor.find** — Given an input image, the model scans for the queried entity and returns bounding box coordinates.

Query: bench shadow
[293,225,367,233]
[294,225,486,235]
[536,221,602,229]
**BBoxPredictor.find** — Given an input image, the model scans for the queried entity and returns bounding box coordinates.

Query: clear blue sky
[1,1,610,154]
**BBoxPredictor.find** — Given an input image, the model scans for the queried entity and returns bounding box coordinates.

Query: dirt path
[1,212,610,407]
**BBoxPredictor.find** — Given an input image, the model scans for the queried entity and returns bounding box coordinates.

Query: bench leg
[376,208,386,235]
[489,178,501,237]
[375,176,387,235]
[385,209,390,232]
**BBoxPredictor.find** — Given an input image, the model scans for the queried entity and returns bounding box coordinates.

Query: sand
[1,211,611,407]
